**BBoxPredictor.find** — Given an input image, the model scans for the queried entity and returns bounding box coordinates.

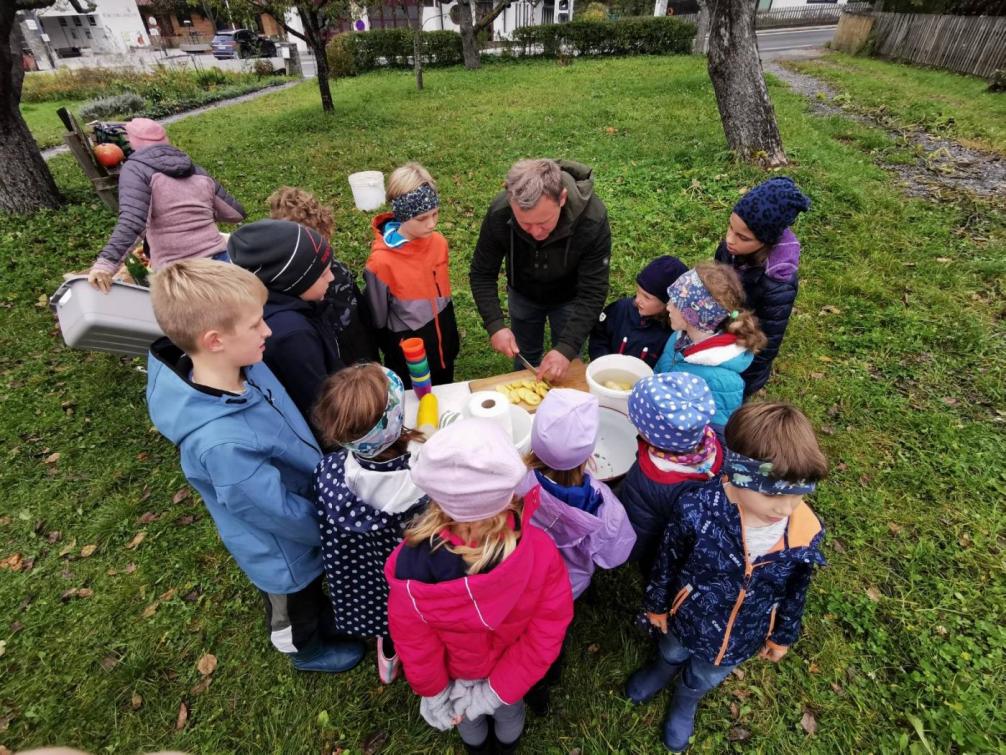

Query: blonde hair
[312,362,421,455]
[524,450,585,487]
[405,500,523,575]
[386,162,437,201]
[694,261,768,354]
[268,186,334,239]
[505,159,564,209]
[725,403,828,483]
[149,259,266,354]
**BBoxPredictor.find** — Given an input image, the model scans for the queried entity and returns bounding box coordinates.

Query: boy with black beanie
[229,219,354,439]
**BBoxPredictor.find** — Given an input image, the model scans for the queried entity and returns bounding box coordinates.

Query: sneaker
[376,636,400,684]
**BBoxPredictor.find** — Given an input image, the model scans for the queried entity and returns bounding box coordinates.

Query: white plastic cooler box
[50,276,163,358]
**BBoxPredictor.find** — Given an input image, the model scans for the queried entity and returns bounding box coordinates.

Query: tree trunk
[692,0,710,55]
[297,5,334,113]
[0,6,62,213]
[458,0,480,69]
[706,0,786,167]
[411,9,423,90]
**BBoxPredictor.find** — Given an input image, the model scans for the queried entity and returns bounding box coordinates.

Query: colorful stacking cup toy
[400,337,432,398]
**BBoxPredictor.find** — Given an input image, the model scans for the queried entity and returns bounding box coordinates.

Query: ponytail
[694,261,767,354]
[405,499,524,575]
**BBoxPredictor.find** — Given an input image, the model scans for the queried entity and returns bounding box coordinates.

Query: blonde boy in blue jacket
[146,260,364,673]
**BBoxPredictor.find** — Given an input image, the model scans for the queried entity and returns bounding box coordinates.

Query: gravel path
[41,80,302,161]
[764,60,1006,200]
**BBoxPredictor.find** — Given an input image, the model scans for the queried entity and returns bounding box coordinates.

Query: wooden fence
[833,11,1006,78]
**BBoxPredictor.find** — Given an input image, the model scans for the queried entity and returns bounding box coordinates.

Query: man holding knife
[469,159,612,383]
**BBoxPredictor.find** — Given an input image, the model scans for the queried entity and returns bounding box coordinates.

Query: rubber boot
[524,681,550,716]
[494,731,522,755]
[626,655,682,704]
[291,638,365,673]
[662,679,706,752]
[462,735,493,755]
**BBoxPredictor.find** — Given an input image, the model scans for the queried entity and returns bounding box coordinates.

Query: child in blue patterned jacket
[626,402,828,752]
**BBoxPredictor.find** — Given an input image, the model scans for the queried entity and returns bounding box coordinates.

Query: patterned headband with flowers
[341,367,405,459]
[725,449,817,496]
[391,183,439,223]
[666,269,732,333]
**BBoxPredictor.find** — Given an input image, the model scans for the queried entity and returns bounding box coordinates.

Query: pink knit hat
[531,389,599,471]
[125,118,168,150]
[410,418,526,522]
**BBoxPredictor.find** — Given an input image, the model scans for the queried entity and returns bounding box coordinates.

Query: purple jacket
[518,469,636,599]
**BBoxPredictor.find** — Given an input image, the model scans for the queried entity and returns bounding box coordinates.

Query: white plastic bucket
[347,171,386,211]
[586,354,653,415]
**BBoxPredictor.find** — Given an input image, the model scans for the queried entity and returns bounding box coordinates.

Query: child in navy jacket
[714,177,811,396]
[588,255,686,367]
[626,402,828,752]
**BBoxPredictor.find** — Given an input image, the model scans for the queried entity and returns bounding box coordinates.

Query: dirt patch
[765,62,1006,201]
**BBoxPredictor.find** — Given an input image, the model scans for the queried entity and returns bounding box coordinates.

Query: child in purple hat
[517,388,636,714]
[588,255,687,366]
[715,176,810,396]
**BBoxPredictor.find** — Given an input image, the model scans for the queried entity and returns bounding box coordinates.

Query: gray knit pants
[457,698,526,747]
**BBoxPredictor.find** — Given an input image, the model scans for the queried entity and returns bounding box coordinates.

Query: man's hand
[87,269,113,294]
[758,642,789,663]
[646,612,669,634]
[537,350,570,383]
[490,328,519,358]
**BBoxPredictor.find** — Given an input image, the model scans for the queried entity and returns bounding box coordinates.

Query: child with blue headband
[626,402,828,752]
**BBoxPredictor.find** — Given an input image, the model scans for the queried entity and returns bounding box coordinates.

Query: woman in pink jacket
[385,418,573,754]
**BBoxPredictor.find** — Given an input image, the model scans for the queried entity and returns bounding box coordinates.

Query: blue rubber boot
[291,638,366,673]
[626,655,682,704]
[662,680,705,752]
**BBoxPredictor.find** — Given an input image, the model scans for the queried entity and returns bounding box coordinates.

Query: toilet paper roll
[466,391,513,441]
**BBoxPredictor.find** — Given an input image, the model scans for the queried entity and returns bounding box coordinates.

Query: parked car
[211,29,277,59]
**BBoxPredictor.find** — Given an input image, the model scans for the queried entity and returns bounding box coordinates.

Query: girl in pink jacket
[385,418,573,754]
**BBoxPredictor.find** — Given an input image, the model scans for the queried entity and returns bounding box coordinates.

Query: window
[85,30,92,38]
[58,17,67,26]
[73,15,82,26]
[87,15,97,26]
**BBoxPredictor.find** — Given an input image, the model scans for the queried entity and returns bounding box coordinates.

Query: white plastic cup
[347,170,386,211]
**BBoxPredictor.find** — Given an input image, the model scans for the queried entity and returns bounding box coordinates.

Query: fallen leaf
[808,662,821,674]
[888,522,903,536]
[830,681,845,695]
[61,588,80,602]
[136,451,150,462]
[809,372,825,380]
[138,487,152,503]
[941,396,958,406]
[130,692,143,710]
[586,643,600,654]
[177,515,196,526]
[80,544,98,558]
[175,701,189,730]
[0,640,6,657]
[142,602,159,618]
[100,655,120,670]
[732,667,745,680]
[801,709,818,735]
[58,538,77,557]
[159,588,177,602]
[728,726,751,741]
[106,568,118,576]
[77,587,94,599]
[835,462,848,472]
[362,730,389,755]
[191,677,212,696]
[729,701,740,719]
[183,588,202,602]
[10,620,24,633]
[935,256,952,263]
[124,562,137,574]
[0,516,11,526]
[0,553,23,572]
[172,487,192,504]
[959,533,972,548]
[125,531,146,550]
[819,305,841,315]
[865,586,882,602]
[935,625,948,637]
[197,653,218,676]
[44,452,61,464]
[47,530,62,543]
[826,404,841,417]
[731,687,752,700]
[137,512,159,525]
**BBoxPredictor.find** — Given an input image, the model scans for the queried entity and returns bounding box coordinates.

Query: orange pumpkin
[94,143,125,168]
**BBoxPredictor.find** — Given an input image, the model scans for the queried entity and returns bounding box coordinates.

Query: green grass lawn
[788,52,1006,154]
[19,99,85,149]
[2,56,1005,754]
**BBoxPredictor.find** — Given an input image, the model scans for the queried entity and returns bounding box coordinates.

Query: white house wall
[38,0,150,54]
[763,0,848,7]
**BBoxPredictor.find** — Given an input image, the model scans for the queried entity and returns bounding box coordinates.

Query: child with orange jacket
[365,163,459,386]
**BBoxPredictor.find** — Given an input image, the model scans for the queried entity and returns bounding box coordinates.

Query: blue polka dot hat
[628,373,717,452]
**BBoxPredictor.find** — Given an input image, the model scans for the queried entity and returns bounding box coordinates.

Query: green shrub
[512,16,695,58]
[21,66,265,103]
[193,67,229,88]
[253,59,275,77]
[78,93,147,122]
[580,2,610,21]
[988,69,1006,93]
[325,28,463,77]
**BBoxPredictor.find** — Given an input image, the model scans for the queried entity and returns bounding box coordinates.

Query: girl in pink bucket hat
[385,418,573,753]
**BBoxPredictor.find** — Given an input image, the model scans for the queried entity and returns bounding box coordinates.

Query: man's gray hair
[505,159,564,210]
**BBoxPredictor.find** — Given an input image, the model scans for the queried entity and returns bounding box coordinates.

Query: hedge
[510,16,695,58]
[327,29,462,78]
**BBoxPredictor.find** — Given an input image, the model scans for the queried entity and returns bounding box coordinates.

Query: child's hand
[647,612,669,634]
[758,642,789,662]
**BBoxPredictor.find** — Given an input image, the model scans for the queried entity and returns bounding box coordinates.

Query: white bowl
[590,407,638,481]
[586,354,654,415]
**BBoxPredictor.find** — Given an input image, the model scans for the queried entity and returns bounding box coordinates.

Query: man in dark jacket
[229,220,347,441]
[469,159,611,382]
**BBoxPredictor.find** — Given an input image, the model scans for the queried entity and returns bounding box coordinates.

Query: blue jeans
[659,630,736,693]
[507,287,573,369]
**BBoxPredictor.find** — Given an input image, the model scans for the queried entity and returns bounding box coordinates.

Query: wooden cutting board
[467,359,589,413]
